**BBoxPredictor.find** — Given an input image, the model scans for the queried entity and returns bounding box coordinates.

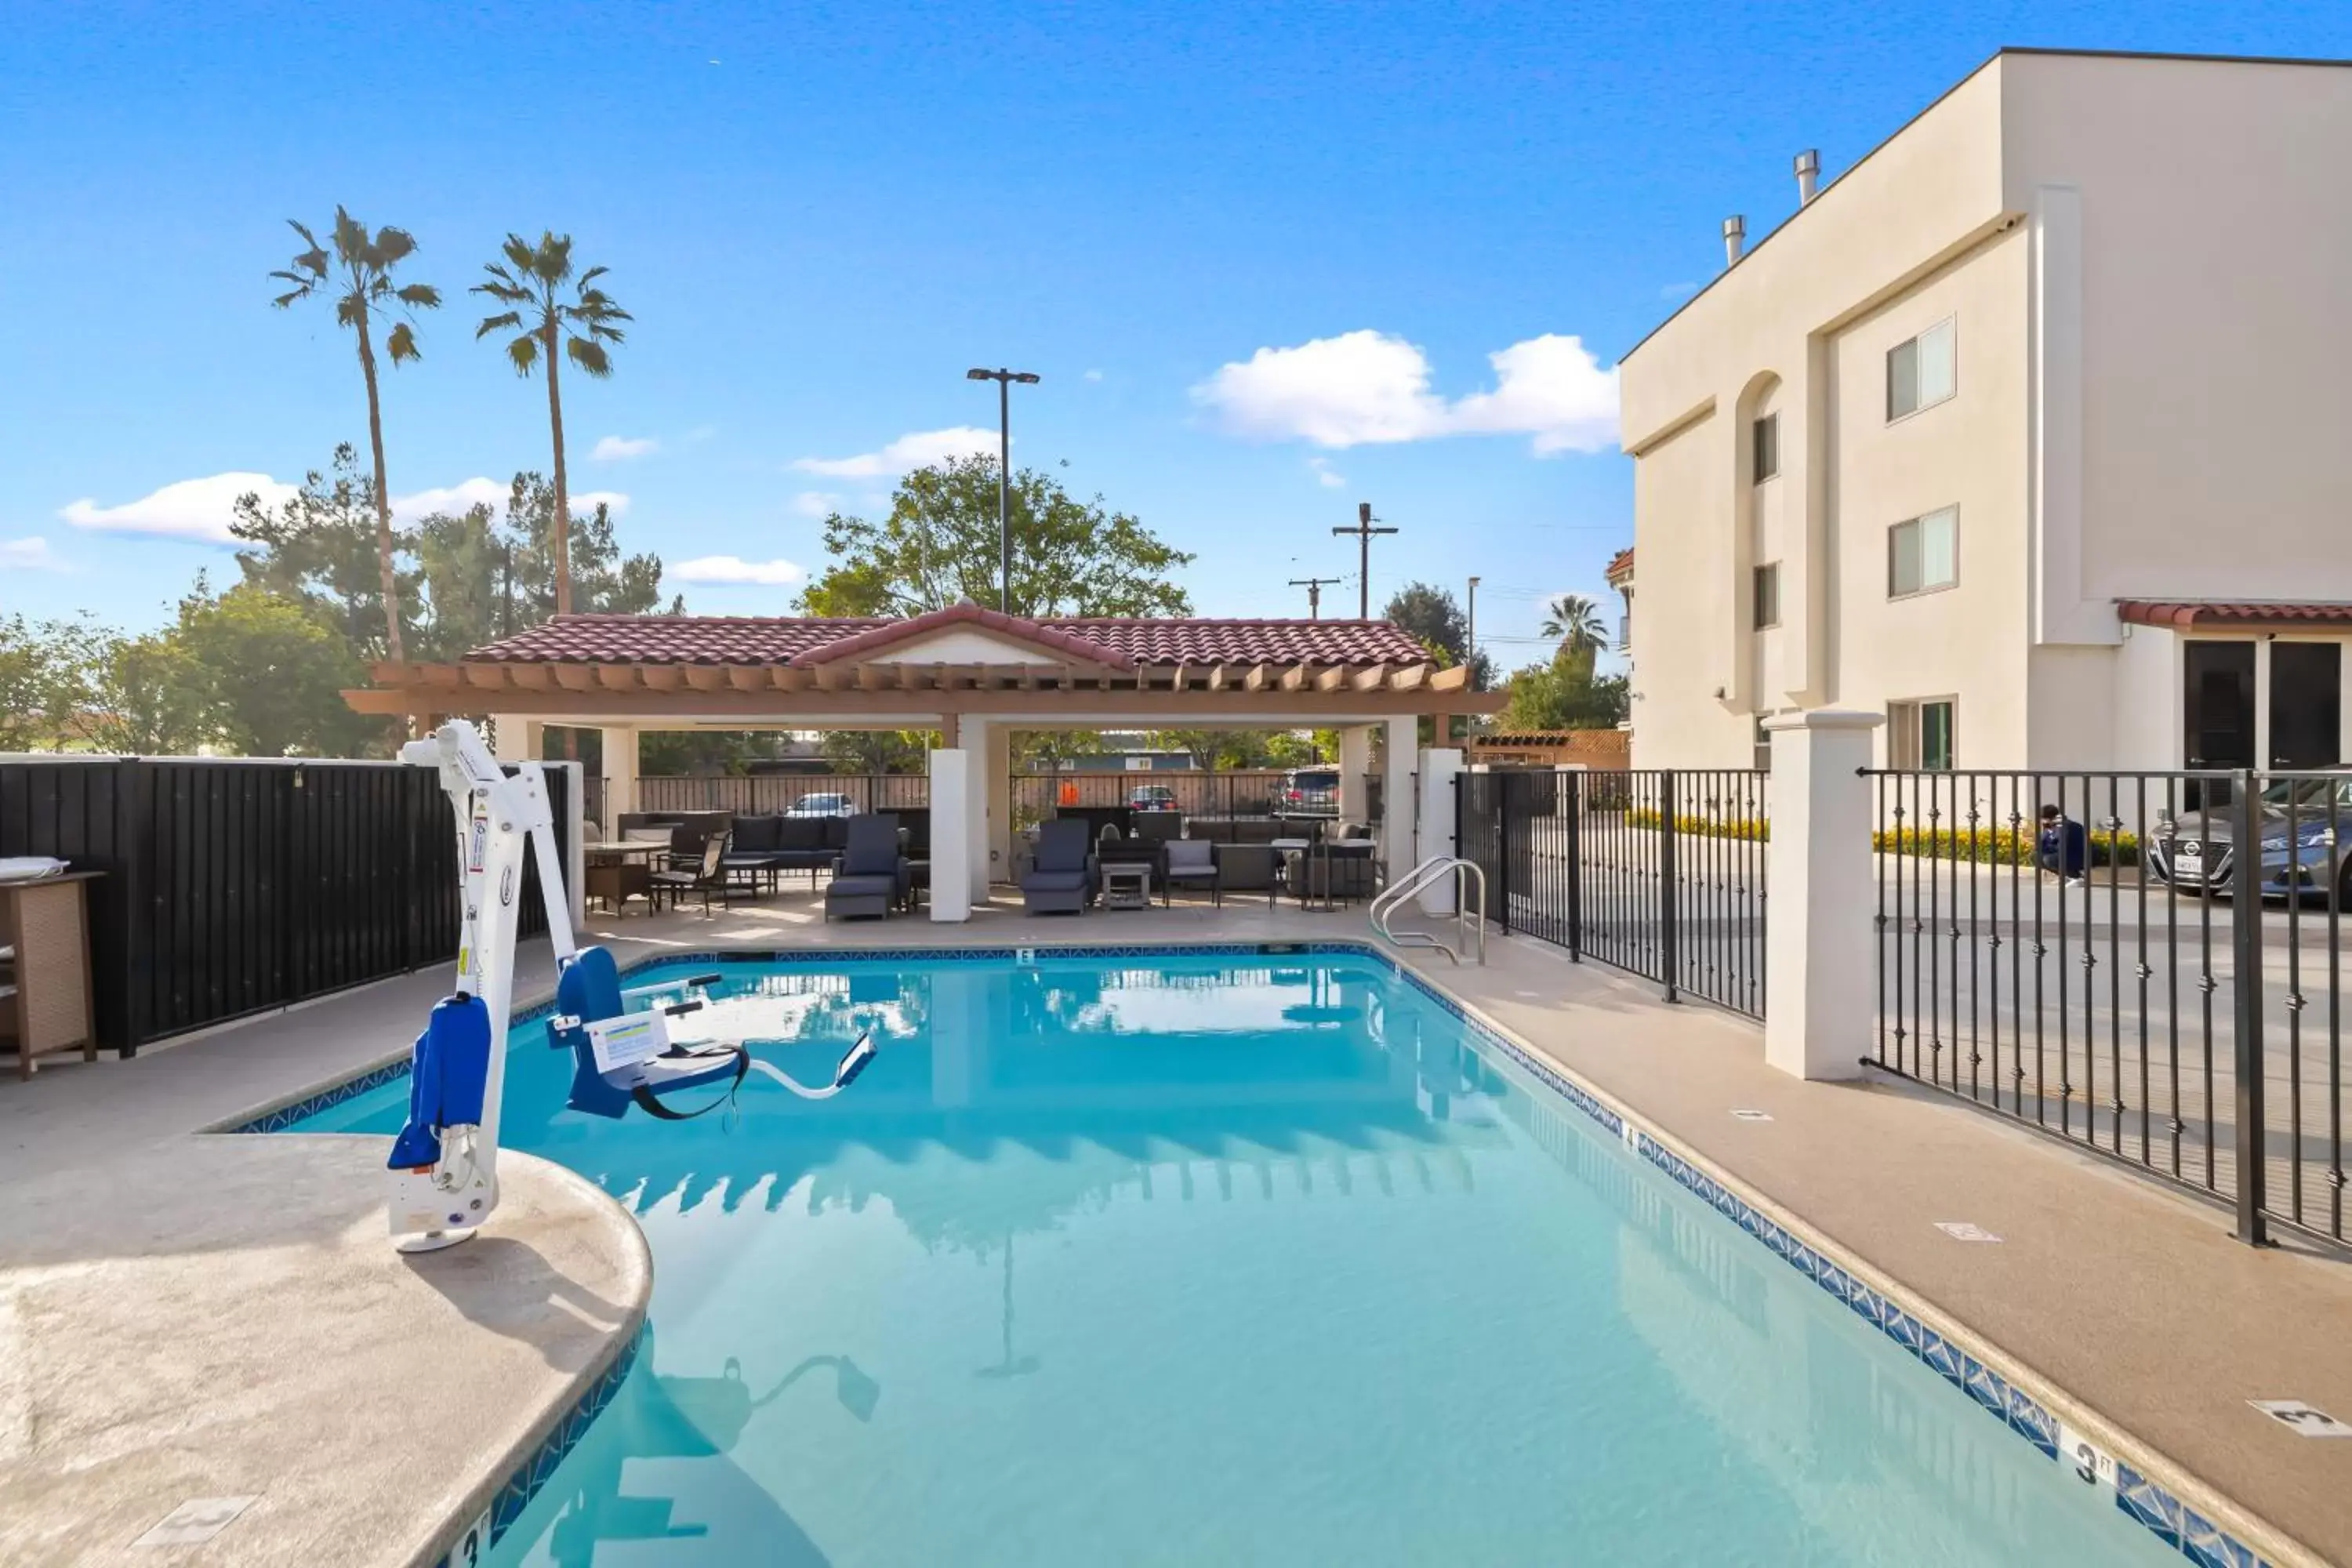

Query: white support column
[1762,709,1882,1080]
[929,747,974,922]
[1338,725,1374,823]
[985,722,1014,886]
[552,760,586,929]
[489,714,543,764]
[1416,747,1465,914]
[600,724,639,831]
[1382,716,1417,880]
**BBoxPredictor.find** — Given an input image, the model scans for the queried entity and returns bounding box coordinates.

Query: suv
[1277,768,1341,818]
[1129,784,1181,813]
[788,792,858,818]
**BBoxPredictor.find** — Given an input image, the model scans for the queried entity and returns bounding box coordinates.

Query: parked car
[1276,768,1341,818]
[788,792,858,818]
[2147,774,2352,901]
[1129,784,1181,813]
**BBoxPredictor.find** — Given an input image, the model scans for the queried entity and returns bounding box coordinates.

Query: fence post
[1658,770,1681,1001]
[2231,769,2270,1244]
[1762,710,1883,1080]
[1564,768,1584,962]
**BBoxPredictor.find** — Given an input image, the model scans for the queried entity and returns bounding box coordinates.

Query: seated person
[2035,804,2087,886]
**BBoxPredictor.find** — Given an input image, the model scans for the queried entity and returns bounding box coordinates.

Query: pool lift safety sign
[383,720,883,1253]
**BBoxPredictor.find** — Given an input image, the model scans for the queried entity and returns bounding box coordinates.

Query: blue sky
[5,2,2347,668]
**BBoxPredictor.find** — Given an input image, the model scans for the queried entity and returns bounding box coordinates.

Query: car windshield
[2259,777,2352,811]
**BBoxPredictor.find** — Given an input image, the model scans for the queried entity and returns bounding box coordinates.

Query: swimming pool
[286,946,2190,1566]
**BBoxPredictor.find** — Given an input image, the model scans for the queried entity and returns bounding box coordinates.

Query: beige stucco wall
[1623,51,2352,771]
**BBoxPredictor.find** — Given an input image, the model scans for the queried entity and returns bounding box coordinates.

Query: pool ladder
[1370,856,1488,965]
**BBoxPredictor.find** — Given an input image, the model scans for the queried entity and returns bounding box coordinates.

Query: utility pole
[1465,575,1481,688]
[966,366,1040,612]
[1331,502,1398,619]
[1287,575,1343,619]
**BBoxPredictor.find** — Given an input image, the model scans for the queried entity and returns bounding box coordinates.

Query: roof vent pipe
[1722,215,1746,268]
[1795,148,1820,205]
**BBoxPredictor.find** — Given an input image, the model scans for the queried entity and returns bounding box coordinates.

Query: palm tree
[472,234,631,615]
[1539,593,1608,655]
[269,209,439,665]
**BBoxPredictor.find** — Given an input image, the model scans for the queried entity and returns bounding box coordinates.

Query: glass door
[2183,640,2255,810]
[2270,641,2344,769]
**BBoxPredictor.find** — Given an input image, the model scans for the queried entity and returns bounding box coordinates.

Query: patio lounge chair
[650,832,732,917]
[1022,818,1098,914]
[825,815,907,921]
[1162,836,1220,905]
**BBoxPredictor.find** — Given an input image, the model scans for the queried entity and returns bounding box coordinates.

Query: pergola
[348,603,1502,920]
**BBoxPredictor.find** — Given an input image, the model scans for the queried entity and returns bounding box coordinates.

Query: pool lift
[385,720,877,1254]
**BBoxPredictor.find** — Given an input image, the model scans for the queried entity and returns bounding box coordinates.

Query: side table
[1101,862,1152,910]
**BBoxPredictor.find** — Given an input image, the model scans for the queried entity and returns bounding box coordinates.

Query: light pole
[1465,575,1481,690]
[967,367,1040,612]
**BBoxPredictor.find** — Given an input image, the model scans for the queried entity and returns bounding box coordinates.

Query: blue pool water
[290,949,2181,1566]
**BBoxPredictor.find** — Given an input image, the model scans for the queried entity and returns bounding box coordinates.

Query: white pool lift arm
[387,720,576,1254]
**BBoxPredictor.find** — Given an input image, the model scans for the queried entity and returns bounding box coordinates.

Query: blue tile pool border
[235,937,2288,1568]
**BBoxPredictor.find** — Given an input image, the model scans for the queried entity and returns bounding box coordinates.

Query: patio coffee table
[1101,862,1152,910]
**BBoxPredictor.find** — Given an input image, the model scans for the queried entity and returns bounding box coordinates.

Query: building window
[1752,563,1780,629]
[1886,318,1957,420]
[1751,412,1779,481]
[1888,506,1958,597]
[1753,716,1773,773]
[1889,698,1958,771]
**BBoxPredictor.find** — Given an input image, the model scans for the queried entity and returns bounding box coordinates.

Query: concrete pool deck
[2,888,2348,1565]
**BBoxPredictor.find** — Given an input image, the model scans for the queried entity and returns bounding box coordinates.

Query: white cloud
[1305,456,1346,489]
[793,426,998,479]
[60,472,294,544]
[1192,329,1619,456]
[670,554,806,586]
[791,490,840,518]
[1,536,67,571]
[592,434,659,461]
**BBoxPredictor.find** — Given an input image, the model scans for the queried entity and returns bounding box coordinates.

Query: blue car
[2147,775,2352,902]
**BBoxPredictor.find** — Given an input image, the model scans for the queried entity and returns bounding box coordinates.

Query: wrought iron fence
[1867,768,2350,1248]
[1456,768,1767,1018]
[634,773,930,818]
[0,756,572,1053]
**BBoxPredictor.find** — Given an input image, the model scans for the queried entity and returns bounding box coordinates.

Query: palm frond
[385,321,421,364]
[532,232,574,284]
[336,296,366,330]
[269,287,309,309]
[577,265,610,289]
[505,334,541,376]
[396,283,441,309]
[474,309,525,340]
[330,206,370,263]
[566,337,613,377]
[374,225,418,265]
[584,321,627,343]
[500,234,537,274]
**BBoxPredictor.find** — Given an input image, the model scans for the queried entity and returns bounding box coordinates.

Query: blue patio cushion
[731,815,785,852]
[1023,868,1091,894]
[839,815,901,877]
[1033,818,1093,874]
[828,873,898,898]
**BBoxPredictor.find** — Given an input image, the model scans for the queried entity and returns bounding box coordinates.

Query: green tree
[79,630,213,754]
[1539,593,1609,659]
[169,580,376,757]
[231,445,416,659]
[822,730,938,775]
[799,456,1192,619]
[1499,651,1629,731]
[472,233,632,615]
[1382,582,1495,689]
[0,615,103,751]
[270,209,440,665]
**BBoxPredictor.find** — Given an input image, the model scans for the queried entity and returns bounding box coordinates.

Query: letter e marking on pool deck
[131,1495,259,1548]
[2249,1401,2352,1438]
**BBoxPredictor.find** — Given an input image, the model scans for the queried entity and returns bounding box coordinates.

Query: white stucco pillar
[1382,715,1417,878]
[600,724,639,829]
[1762,710,1882,1080]
[928,747,974,922]
[985,722,1014,886]
[1416,748,1465,913]
[1338,725,1374,822]
[489,714,543,764]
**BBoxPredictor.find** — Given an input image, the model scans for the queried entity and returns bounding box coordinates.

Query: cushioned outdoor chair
[650,832,731,917]
[825,815,908,921]
[1022,818,1098,914]
[1162,836,1221,906]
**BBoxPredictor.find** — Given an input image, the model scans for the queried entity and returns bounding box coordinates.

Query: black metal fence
[1457,768,1768,1018]
[1867,768,2349,1248]
[635,773,931,818]
[0,756,572,1053]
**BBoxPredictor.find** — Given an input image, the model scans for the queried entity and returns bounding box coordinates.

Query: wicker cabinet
[2,873,101,1077]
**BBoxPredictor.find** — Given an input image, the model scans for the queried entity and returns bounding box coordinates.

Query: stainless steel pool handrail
[1370,856,1487,965]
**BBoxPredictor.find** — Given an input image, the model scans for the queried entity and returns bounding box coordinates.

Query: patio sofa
[725,814,849,892]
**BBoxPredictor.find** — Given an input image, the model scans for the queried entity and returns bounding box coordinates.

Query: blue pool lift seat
[552,946,746,1120]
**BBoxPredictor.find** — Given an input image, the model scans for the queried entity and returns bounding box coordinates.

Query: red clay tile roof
[2118,601,2352,630]
[463,610,1432,666]
[1604,546,1635,584]
[792,602,1134,669]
